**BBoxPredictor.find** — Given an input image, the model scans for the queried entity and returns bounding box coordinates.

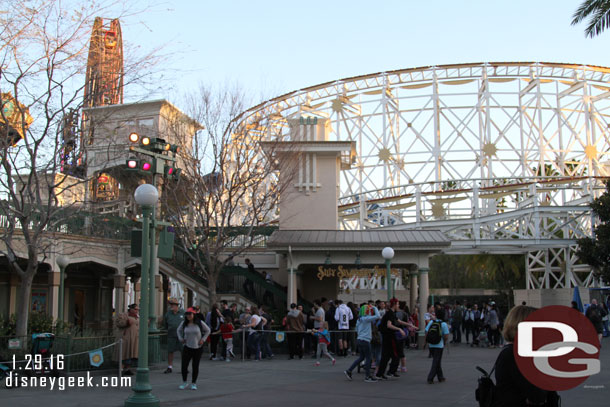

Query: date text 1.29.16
[12,354,64,370]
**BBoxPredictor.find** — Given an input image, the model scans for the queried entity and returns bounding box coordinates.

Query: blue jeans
[347,340,372,377]
[247,333,262,360]
[371,342,382,365]
[261,332,273,358]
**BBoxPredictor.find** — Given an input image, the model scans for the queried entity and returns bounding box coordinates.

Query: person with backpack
[425,307,450,384]
[311,321,336,366]
[490,305,558,407]
[177,307,211,390]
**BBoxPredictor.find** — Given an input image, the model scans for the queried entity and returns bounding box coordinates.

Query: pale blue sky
[121,1,609,105]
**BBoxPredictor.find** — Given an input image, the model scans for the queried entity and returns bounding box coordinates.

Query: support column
[285,253,297,309]
[418,267,430,349]
[135,281,141,305]
[124,278,131,309]
[114,275,126,313]
[409,269,418,313]
[48,271,61,320]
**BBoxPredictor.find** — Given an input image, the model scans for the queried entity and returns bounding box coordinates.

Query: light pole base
[417,331,426,350]
[148,332,161,364]
[124,368,159,407]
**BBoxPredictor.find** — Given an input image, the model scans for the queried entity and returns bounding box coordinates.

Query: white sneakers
[179,382,197,390]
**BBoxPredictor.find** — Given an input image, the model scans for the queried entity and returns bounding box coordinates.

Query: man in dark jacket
[586,299,606,344]
[326,300,338,354]
[286,303,305,359]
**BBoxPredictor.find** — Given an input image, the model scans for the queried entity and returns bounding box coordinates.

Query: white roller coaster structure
[239,62,610,289]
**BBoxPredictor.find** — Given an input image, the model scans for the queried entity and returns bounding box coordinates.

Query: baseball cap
[185,307,196,314]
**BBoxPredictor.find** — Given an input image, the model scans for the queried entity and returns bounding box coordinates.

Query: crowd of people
[112,293,609,397]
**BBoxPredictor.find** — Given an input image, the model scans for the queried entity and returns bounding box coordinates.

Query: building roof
[267,229,450,251]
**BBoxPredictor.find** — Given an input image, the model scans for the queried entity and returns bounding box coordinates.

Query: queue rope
[1,326,418,365]
[0,340,120,365]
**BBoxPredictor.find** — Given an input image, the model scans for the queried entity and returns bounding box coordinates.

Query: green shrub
[0,314,17,336]
[28,311,54,333]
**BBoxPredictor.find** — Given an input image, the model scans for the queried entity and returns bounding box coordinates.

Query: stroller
[27,333,60,377]
[0,334,56,388]
[473,330,490,348]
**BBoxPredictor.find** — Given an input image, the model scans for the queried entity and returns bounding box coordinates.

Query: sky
[113,0,610,200]
[117,1,610,107]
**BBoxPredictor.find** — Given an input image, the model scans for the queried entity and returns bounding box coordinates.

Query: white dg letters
[517,321,600,378]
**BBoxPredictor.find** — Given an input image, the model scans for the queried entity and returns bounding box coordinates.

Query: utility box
[130,229,142,257]
[157,227,175,259]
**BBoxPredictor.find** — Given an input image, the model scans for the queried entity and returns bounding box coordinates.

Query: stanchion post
[119,338,123,379]
[242,329,246,362]
[66,333,72,374]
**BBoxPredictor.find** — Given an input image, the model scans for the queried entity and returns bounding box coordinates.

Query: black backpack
[475,364,496,407]
[425,320,442,344]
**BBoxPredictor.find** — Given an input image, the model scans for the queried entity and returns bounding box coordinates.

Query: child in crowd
[220,316,237,361]
[311,321,336,366]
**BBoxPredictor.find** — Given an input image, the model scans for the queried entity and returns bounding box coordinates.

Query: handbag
[475,364,496,407]
[395,329,407,341]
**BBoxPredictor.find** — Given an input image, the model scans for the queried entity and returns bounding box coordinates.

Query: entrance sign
[316,265,402,280]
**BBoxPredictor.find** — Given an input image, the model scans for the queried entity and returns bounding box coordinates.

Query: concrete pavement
[1,340,608,407]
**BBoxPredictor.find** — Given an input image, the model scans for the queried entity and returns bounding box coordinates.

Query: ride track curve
[238,62,610,289]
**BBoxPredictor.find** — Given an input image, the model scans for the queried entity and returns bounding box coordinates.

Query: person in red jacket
[220,316,237,361]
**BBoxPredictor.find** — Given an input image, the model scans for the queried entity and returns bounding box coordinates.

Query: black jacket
[492,344,548,407]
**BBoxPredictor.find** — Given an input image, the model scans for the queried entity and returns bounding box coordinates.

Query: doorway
[73,289,85,330]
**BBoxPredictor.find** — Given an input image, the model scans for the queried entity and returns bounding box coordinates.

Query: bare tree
[0,0,160,337]
[163,84,296,305]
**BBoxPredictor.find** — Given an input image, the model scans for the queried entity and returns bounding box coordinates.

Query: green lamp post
[56,255,69,326]
[382,247,395,301]
[125,184,159,407]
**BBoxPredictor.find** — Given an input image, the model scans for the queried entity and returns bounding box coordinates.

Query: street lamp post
[382,247,394,301]
[148,173,160,361]
[56,255,69,326]
[125,184,159,407]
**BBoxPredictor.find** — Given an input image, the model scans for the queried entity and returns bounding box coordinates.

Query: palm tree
[572,0,610,37]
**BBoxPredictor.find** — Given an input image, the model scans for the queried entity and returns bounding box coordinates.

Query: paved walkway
[2,340,608,406]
